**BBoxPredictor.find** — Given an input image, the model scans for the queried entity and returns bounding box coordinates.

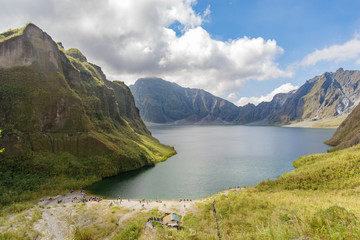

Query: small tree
[0,130,4,153]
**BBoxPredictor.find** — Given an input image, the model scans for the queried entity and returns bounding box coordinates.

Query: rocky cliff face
[267,68,360,124]
[129,78,239,124]
[0,24,174,174]
[234,91,295,124]
[131,69,360,125]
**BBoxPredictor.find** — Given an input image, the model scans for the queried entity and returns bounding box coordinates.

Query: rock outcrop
[267,68,360,124]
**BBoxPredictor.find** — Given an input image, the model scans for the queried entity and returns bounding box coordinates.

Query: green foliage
[0,152,100,207]
[66,48,87,62]
[114,220,143,240]
[96,111,105,120]
[0,134,175,208]
[310,206,359,238]
[0,130,4,153]
[257,144,360,191]
[67,55,103,84]
[172,189,360,239]
[0,26,24,43]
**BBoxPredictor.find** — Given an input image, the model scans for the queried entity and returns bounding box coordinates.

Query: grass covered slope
[258,144,360,191]
[0,24,175,207]
[166,145,360,239]
[327,101,360,151]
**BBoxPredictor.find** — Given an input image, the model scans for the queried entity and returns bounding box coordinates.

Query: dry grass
[0,206,42,239]
[312,117,346,128]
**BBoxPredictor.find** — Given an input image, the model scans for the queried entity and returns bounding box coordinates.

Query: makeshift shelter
[162,213,179,227]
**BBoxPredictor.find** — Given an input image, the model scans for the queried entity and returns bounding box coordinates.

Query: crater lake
[87,125,335,199]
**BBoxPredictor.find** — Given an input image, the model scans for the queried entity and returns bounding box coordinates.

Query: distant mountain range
[130,68,360,125]
[129,78,239,124]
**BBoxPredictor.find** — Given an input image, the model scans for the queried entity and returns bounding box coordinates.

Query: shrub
[96,111,105,120]
[114,221,143,240]
[310,206,359,238]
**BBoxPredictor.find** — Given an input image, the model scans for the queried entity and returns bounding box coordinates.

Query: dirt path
[30,191,199,239]
[36,210,68,240]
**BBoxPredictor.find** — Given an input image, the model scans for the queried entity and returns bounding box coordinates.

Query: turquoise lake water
[87,125,335,199]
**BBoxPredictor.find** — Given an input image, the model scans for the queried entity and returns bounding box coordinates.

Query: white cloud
[158,27,291,95]
[0,0,290,96]
[236,83,299,106]
[301,35,360,66]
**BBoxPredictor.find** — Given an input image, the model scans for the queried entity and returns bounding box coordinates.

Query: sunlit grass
[173,143,360,239]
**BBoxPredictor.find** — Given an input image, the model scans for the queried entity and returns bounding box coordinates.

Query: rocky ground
[1,190,202,239]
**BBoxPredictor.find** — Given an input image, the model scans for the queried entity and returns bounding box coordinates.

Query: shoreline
[146,119,343,129]
[42,186,247,207]
[27,188,223,239]
[283,117,345,129]
[85,183,248,203]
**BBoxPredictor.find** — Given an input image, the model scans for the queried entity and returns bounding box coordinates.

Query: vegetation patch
[0,25,26,43]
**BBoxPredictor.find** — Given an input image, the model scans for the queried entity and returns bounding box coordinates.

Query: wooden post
[212,199,221,240]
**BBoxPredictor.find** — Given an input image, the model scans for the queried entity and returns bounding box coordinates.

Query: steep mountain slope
[131,69,360,125]
[326,100,360,151]
[129,78,239,124]
[268,68,360,124]
[234,91,296,124]
[0,24,174,174]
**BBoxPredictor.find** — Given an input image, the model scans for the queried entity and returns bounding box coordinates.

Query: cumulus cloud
[301,35,360,66]
[159,27,291,95]
[236,83,299,106]
[0,0,290,96]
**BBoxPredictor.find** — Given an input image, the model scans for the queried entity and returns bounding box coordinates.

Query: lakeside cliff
[0,24,175,207]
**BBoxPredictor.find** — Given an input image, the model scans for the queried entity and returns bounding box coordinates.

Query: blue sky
[1,0,360,105]
[194,0,359,59]
[191,0,360,102]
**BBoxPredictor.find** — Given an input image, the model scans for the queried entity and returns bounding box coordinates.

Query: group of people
[88,196,103,202]
[147,217,162,223]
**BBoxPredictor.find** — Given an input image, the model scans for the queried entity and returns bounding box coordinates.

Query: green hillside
[326,101,360,151]
[144,145,360,239]
[0,24,175,207]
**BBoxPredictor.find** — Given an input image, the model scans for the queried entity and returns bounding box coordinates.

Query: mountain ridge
[130,68,360,126]
[129,77,239,124]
